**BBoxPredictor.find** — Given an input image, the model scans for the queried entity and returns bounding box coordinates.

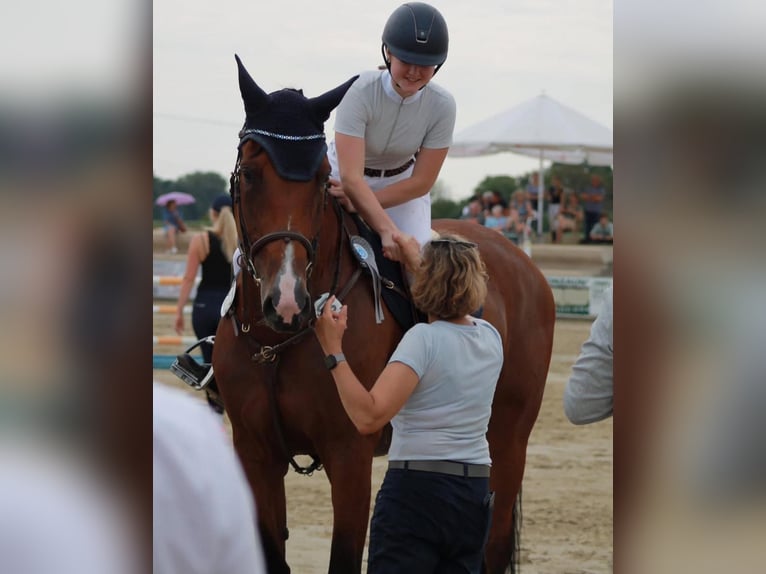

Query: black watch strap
[324,353,346,370]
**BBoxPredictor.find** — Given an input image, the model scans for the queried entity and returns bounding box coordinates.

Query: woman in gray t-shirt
[315,232,502,573]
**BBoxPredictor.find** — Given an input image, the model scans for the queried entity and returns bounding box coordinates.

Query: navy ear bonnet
[235,54,358,181]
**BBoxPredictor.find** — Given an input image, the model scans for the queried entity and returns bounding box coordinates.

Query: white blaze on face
[274,238,302,324]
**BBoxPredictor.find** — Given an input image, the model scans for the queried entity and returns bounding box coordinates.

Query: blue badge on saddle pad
[353,243,369,261]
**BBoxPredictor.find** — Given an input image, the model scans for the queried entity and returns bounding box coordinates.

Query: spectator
[510,188,536,233]
[328,2,454,263]
[460,198,485,225]
[579,174,606,244]
[153,383,267,574]
[174,194,237,412]
[553,192,582,243]
[483,204,508,233]
[545,176,565,242]
[162,199,187,254]
[563,287,613,424]
[526,172,542,215]
[589,212,613,244]
[314,233,502,573]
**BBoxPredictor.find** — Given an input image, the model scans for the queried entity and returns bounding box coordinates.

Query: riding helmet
[381,2,449,70]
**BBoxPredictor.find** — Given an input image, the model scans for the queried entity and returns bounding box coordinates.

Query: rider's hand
[380,229,403,262]
[392,233,422,273]
[328,178,357,213]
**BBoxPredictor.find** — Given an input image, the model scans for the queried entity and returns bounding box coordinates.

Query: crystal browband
[238,128,326,142]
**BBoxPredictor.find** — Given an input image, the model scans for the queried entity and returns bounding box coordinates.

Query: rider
[328,1,455,263]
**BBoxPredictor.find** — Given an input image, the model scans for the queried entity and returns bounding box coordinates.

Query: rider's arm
[335,132,399,238]
[372,147,449,208]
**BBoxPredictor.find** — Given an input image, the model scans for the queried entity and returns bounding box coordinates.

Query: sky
[153,0,613,201]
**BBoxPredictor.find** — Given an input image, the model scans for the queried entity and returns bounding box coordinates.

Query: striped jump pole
[153,305,192,314]
[153,354,203,369]
[153,335,199,346]
[153,275,201,286]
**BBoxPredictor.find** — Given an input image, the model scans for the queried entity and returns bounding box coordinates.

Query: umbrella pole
[537,150,544,236]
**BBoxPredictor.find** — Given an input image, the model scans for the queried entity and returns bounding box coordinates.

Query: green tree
[173,171,229,220]
[473,175,517,203]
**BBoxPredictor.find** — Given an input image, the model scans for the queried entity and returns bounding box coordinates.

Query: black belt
[388,460,491,478]
[363,158,415,178]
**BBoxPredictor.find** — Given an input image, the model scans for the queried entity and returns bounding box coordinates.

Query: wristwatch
[324,353,346,370]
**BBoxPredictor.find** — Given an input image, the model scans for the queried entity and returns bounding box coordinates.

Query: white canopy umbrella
[450,93,613,234]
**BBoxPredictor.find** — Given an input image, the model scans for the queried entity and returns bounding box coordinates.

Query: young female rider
[328,2,456,262]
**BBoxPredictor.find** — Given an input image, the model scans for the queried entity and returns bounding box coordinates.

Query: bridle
[229,136,327,292]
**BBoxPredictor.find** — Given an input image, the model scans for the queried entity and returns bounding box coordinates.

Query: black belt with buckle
[363,158,415,178]
[388,460,491,478]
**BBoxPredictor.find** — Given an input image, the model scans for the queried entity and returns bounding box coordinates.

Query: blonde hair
[410,234,488,320]
[209,206,238,263]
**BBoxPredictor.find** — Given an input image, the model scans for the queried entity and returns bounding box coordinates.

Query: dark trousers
[368,468,493,574]
[191,289,228,363]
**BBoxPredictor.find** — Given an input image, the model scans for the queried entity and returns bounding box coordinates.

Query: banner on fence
[547,276,612,318]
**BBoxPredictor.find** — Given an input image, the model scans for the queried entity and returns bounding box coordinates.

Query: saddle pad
[348,213,425,331]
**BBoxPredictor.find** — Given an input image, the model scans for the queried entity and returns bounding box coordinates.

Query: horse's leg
[322,439,376,574]
[231,422,291,574]
[484,402,536,574]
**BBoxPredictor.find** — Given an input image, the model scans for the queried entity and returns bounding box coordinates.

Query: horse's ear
[235,54,270,115]
[308,75,359,122]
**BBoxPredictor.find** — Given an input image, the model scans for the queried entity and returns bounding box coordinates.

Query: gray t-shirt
[334,70,456,170]
[563,287,613,424]
[387,318,503,465]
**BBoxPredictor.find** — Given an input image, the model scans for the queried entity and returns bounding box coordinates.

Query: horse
[214,55,555,574]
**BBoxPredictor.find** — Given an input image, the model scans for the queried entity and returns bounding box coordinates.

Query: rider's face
[387,52,436,97]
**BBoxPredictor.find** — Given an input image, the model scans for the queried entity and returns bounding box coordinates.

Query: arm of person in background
[314,296,419,434]
[174,233,206,334]
[563,288,613,424]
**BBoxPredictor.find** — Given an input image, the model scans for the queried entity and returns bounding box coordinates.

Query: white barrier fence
[153,274,613,320]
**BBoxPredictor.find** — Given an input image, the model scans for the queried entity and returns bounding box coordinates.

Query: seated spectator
[489,190,508,211]
[460,198,485,225]
[589,213,613,244]
[510,188,536,232]
[483,204,509,232]
[553,192,583,243]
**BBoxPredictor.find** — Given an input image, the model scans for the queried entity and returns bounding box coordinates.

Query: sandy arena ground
[154,308,612,573]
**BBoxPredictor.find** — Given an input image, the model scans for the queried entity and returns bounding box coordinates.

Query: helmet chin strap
[381,43,444,88]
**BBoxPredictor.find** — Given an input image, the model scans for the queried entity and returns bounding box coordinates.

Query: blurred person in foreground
[564,286,613,424]
[153,382,266,574]
[173,194,237,413]
[315,233,501,573]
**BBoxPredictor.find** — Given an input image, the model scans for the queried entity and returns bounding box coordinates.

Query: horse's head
[231,55,357,333]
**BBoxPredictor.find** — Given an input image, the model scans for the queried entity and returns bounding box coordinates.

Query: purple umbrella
[155,191,196,206]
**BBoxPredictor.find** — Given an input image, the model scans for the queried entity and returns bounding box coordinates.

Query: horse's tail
[509,487,522,574]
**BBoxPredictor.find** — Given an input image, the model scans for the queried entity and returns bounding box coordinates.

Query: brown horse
[214,55,555,574]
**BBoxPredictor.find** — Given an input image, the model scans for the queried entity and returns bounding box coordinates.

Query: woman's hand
[314,295,348,355]
[174,313,184,335]
[328,178,357,213]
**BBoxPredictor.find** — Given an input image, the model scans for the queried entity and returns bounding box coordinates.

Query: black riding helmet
[381,2,449,74]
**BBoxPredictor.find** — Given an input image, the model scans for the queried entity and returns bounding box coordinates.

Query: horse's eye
[241,168,257,184]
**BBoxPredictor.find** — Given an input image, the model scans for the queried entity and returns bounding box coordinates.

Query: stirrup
[170,336,216,390]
